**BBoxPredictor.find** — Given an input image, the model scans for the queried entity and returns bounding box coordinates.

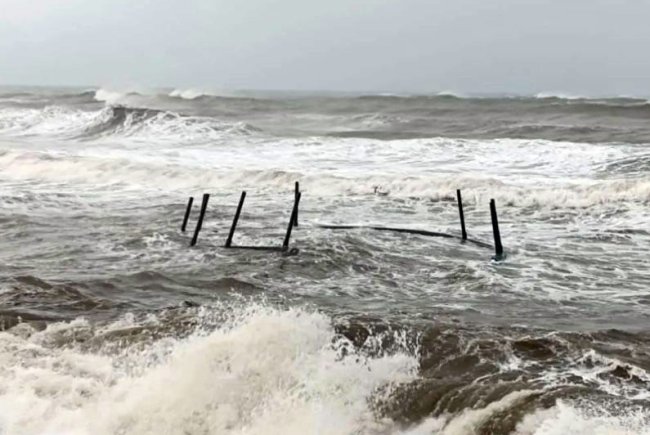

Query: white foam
[444,390,536,434]
[535,92,585,100]
[0,305,418,435]
[399,394,650,435]
[0,106,110,137]
[514,400,650,435]
[0,105,253,144]
[94,88,131,105]
[397,390,536,435]
[168,88,234,100]
[533,348,650,402]
[0,136,648,210]
[168,88,206,100]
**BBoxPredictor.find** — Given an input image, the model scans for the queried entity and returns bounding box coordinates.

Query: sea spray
[0,304,418,435]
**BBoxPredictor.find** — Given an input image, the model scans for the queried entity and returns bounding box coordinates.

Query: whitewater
[1,86,650,434]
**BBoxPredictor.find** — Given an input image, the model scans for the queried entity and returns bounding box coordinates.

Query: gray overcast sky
[0,0,648,95]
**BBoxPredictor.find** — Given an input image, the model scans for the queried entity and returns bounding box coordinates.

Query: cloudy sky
[0,0,648,95]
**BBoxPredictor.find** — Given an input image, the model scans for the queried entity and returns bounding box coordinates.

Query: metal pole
[490,199,504,259]
[293,181,300,227]
[190,193,210,247]
[181,196,194,232]
[283,192,301,249]
[225,191,246,248]
[457,189,467,240]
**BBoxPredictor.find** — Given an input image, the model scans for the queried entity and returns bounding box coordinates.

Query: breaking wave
[534,91,586,100]
[3,87,650,144]
[167,88,240,100]
[93,88,143,105]
[0,105,259,143]
[0,304,418,435]
[1,146,649,209]
[2,303,650,434]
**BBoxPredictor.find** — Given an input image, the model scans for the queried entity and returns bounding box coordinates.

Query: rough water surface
[1,86,650,434]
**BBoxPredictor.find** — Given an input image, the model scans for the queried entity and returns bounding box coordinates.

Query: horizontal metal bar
[316,224,492,249]
[226,245,287,252]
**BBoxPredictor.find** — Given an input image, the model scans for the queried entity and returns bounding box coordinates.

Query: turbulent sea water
[1,86,650,434]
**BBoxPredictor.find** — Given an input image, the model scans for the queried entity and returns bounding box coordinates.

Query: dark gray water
[1,86,650,434]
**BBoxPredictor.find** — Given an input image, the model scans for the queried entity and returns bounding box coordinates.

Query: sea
[1,86,650,434]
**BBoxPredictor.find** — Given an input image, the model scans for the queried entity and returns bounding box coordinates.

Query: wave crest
[0,105,259,143]
[93,88,141,104]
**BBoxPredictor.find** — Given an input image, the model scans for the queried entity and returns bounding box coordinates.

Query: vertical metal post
[181,196,194,232]
[490,199,504,259]
[190,193,210,247]
[457,189,467,240]
[225,191,246,248]
[293,181,300,227]
[283,192,301,249]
